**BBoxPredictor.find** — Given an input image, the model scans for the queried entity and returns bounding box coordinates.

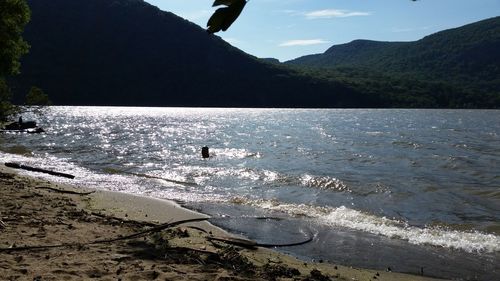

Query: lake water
[1,107,499,280]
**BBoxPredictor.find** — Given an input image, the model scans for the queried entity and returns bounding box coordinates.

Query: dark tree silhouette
[0,0,31,77]
[0,0,30,121]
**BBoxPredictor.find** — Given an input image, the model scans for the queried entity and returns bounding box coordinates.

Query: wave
[233,198,500,253]
[300,174,350,191]
[209,148,261,159]
[3,150,497,254]
[171,164,352,192]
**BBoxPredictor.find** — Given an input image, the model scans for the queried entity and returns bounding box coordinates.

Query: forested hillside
[286,17,500,108]
[10,0,366,107]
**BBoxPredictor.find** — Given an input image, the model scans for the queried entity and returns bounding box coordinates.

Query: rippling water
[1,107,499,280]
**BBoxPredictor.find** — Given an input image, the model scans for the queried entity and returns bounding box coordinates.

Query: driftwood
[5,163,75,179]
[0,175,314,252]
[186,225,210,234]
[89,217,210,244]
[0,217,209,252]
[36,186,94,195]
[0,211,314,252]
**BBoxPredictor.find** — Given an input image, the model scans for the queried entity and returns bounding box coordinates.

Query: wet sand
[0,165,447,281]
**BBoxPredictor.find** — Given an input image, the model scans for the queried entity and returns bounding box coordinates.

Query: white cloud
[279,39,330,47]
[305,9,371,19]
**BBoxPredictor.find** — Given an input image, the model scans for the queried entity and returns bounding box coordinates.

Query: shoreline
[0,164,447,280]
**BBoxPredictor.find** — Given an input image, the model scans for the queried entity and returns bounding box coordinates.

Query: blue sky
[145,0,500,62]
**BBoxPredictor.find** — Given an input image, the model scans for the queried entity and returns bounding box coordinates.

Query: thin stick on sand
[0,217,209,252]
[5,163,75,179]
[36,186,95,195]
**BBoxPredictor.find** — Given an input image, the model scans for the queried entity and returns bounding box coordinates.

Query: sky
[144,0,500,62]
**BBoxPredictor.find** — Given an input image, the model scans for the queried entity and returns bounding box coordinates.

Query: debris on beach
[4,163,75,179]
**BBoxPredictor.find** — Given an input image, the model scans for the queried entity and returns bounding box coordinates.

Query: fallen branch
[89,217,210,244]
[0,217,209,252]
[5,163,75,179]
[186,226,210,234]
[36,186,94,195]
[0,220,6,229]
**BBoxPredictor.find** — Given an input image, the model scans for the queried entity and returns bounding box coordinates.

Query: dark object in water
[202,146,210,158]
[2,120,44,133]
[4,120,36,130]
[4,162,75,179]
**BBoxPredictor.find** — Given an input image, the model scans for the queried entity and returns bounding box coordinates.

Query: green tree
[0,0,31,76]
[24,86,51,117]
[0,79,17,121]
[0,0,31,121]
[26,86,51,106]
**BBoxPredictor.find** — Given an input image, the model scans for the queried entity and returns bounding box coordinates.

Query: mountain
[9,0,368,108]
[288,40,407,69]
[9,1,499,108]
[260,58,281,65]
[286,17,500,106]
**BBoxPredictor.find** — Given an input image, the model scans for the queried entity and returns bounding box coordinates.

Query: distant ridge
[286,17,500,102]
[288,40,408,68]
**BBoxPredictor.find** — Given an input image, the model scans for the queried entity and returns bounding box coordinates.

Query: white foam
[320,206,500,253]
[210,148,260,159]
[300,174,350,191]
[247,200,500,253]
[4,150,498,254]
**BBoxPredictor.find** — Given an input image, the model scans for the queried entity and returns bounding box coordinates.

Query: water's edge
[1,107,499,280]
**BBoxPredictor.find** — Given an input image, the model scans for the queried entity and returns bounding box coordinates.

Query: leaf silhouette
[207,0,247,34]
[212,0,238,7]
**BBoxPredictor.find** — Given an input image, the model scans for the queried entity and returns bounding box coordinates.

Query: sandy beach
[0,164,447,281]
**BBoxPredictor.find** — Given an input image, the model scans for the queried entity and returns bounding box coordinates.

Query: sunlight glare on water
[1,107,499,280]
